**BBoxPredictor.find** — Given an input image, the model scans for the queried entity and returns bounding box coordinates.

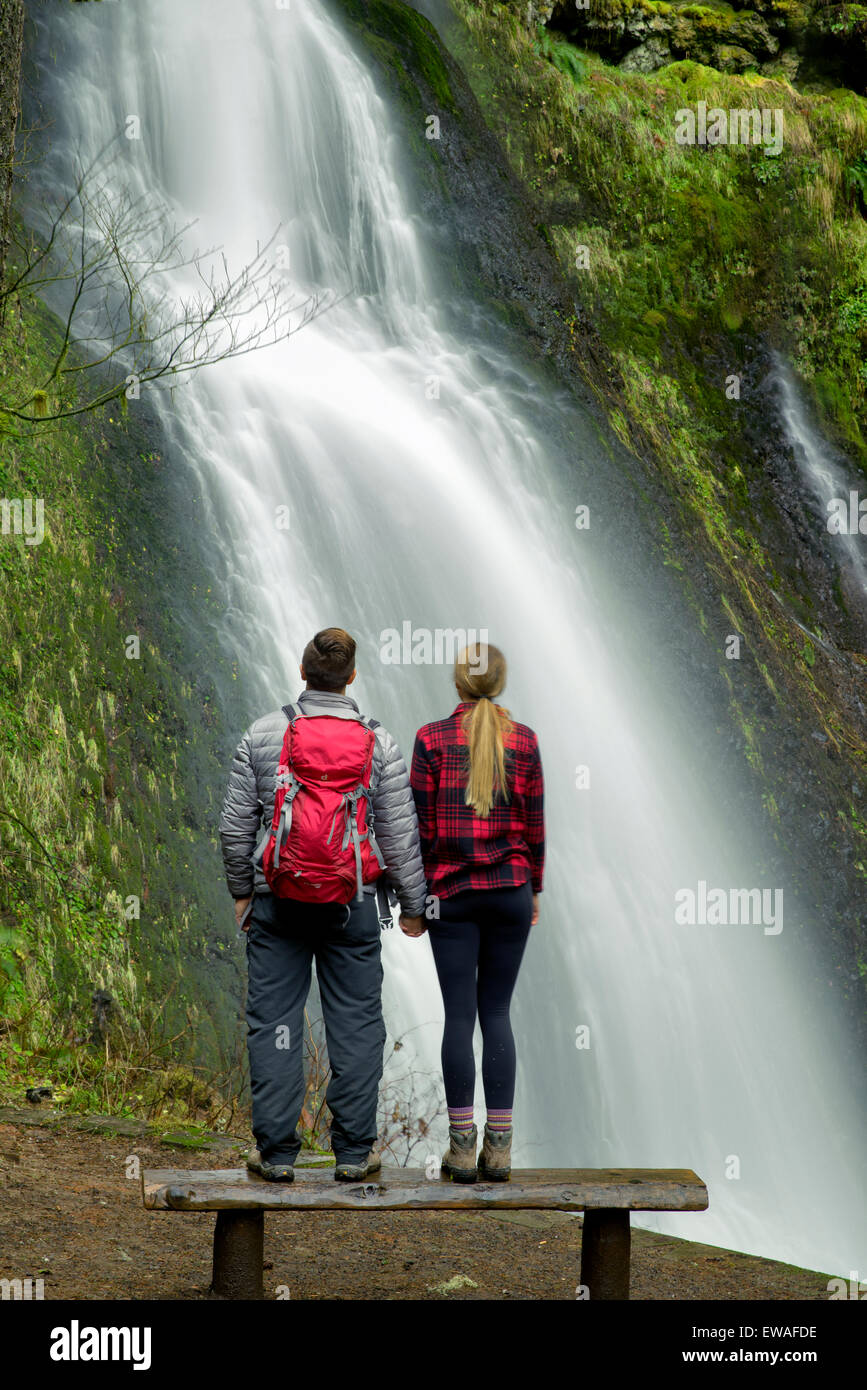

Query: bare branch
[1,138,342,432]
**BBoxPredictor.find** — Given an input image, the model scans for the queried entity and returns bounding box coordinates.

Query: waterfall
[25,0,865,1277]
[769,352,867,603]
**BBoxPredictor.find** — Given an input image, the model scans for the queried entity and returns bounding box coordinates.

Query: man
[219,627,427,1182]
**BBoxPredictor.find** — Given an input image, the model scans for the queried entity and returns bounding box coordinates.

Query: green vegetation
[532,25,585,84]
[0,234,247,1125]
[449,1,867,649]
[340,0,458,112]
[453,5,867,456]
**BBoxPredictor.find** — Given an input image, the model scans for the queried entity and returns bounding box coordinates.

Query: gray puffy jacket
[218,689,428,916]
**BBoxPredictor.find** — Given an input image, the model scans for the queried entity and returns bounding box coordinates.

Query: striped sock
[486,1108,512,1133]
[448,1106,475,1134]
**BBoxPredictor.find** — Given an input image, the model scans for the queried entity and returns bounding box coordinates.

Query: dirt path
[0,1114,833,1300]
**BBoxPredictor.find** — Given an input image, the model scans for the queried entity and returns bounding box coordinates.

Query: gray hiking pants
[244,889,386,1165]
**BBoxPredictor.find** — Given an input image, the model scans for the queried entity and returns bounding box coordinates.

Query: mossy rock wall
[494,0,867,85]
[0,259,252,1076]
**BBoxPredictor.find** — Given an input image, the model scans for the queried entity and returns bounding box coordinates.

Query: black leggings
[427,881,533,1111]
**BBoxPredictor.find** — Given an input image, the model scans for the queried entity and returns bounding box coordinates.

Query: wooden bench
[142,1164,708,1300]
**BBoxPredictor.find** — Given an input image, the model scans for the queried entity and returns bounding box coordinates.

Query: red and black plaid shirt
[410,703,545,901]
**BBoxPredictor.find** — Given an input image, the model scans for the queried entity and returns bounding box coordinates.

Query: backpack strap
[361,716,385,796]
[361,790,387,871]
[271,772,301,862]
[251,824,272,869]
[375,879,395,929]
[252,709,299,870]
[272,711,303,857]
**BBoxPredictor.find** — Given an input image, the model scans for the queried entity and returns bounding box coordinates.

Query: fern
[533,25,584,86]
[844,153,867,214]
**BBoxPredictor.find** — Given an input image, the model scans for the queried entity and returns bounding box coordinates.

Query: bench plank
[142,1166,708,1213]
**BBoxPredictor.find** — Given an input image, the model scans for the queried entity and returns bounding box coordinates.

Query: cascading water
[769,352,867,602]
[25,0,865,1276]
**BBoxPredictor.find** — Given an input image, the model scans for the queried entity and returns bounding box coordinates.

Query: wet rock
[25,1087,53,1105]
[713,42,761,72]
[722,14,779,60]
[761,46,802,81]
[619,35,673,71]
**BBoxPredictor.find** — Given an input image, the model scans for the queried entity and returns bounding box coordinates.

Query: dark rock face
[620,34,674,70]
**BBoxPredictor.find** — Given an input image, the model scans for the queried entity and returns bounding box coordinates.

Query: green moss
[678,4,737,32]
[660,518,688,574]
[0,218,250,1114]
[452,1,867,466]
[720,301,745,330]
[158,1130,216,1150]
[763,790,780,821]
[340,0,457,111]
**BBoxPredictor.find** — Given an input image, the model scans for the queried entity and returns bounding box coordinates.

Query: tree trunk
[0,0,25,333]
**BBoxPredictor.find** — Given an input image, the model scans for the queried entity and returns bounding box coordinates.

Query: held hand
[399,914,427,938]
[234,896,253,931]
[531,894,540,926]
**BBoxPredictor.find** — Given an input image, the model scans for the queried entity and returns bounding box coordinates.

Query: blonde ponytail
[455,644,512,819]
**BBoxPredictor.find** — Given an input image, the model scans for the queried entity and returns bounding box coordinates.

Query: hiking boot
[478,1124,512,1181]
[246,1147,295,1183]
[334,1149,382,1182]
[441,1124,478,1184]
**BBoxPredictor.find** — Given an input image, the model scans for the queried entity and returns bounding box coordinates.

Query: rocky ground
[0,1111,834,1300]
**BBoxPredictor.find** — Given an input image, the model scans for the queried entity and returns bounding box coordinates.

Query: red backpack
[255,705,386,904]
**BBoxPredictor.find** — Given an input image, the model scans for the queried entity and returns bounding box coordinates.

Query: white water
[770,353,867,602]
[27,0,865,1276]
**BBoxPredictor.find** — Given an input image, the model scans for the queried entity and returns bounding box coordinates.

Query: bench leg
[580,1209,631,1300]
[211,1210,264,1300]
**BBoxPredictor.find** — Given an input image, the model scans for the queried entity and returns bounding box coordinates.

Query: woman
[406,643,544,1183]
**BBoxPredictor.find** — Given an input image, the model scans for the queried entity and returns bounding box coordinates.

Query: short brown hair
[301,628,357,692]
